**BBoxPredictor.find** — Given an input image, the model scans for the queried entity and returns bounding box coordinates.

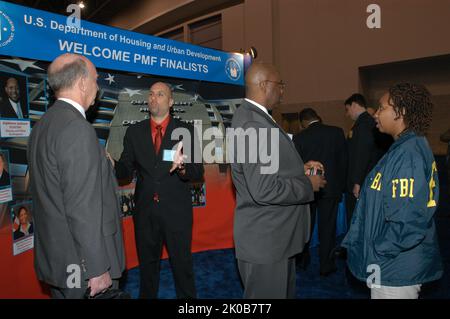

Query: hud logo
[225,58,242,81]
[0,11,15,47]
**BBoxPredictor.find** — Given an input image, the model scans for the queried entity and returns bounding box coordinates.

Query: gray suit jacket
[230,100,314,264]
[27,100,125,288]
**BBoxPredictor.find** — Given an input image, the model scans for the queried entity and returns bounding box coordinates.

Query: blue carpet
[122,156,450,298]
[121,216,450,299]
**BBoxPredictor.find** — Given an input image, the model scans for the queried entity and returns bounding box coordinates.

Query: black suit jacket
[0,98,27,119]
[293,122,347,199]
[346,111,383,191]
[0,169,10,187]
[115,117,204,229]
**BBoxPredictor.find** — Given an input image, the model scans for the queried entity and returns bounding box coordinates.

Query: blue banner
[0,1,244,85]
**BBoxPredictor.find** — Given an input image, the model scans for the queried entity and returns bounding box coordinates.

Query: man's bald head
[47,54,91,95]
[245,63,284,110]
[148,81,174,120]
[48,53,99,109]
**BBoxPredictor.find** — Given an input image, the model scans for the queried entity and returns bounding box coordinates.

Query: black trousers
[305,197,340,273]
[134,211,196,299]
[345,192,357,230]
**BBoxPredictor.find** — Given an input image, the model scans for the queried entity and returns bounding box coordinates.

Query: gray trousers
[237,257,296,299]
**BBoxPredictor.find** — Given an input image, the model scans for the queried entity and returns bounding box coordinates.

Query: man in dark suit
[344,93,383,226]
[27,53,125,299]
[0,77,27,119]
[293,108,347,275]
[110,82,204,299]
[0,152,10,187]
[229,63,326,298]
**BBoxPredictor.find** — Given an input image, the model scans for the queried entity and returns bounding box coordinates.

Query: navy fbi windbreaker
[342,131,443,286]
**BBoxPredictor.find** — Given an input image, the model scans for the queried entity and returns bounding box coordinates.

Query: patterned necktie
[154,125,163,155]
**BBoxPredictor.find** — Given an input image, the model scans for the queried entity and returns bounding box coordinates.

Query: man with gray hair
[27,53,125,299]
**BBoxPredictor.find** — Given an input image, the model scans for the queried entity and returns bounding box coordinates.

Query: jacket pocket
[103,219,117,236]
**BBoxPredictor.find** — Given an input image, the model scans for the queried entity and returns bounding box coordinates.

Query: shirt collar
[308,120,320,126]
[58,98,86,119]
[245,98,274,121]
[151,114,171,132]
[9,98,18,106]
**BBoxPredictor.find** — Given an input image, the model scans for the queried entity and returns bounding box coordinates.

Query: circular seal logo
[225,58,242,81]
[0,10,15,48]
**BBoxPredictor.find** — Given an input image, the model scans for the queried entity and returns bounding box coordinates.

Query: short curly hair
[388,82,433,136]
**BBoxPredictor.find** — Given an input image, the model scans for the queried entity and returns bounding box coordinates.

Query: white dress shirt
[245,98,275,122]
[9,99,23,119]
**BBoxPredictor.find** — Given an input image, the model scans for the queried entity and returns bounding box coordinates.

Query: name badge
[163,149,176,162]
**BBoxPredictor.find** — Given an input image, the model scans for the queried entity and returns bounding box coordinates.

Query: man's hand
[106,151,115,168]
[88,271,112,296]
[170,142,187,174]
[353,184,361,199]
[308,175,327,192]
[304,160,324,175]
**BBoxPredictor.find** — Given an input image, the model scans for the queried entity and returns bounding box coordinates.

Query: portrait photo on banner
[0,149,11,188]
[10,201,34,255]
[0,71,29,120]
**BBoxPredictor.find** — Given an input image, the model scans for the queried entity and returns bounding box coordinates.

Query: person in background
[440,128,450,197]
[293,108,347,276]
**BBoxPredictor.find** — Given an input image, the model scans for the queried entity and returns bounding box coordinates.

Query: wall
[109,0,450,153]
[223,0,450,154]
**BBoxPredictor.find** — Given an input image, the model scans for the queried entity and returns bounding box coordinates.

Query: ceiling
[5,0,131,25]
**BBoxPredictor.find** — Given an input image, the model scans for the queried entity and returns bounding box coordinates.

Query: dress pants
[134,210,196,299]
[345,192,357,230]
[309,197,340,273]
[237,257,296,299]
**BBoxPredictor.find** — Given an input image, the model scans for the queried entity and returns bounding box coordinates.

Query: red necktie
[154,125,163,155]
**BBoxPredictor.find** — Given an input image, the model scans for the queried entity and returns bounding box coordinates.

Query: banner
[0,1,244,86]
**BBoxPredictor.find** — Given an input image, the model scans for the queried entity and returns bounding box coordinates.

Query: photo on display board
[119,188,135,218]
[0,149,11,188]
[0,70,29,120]
[191,183,206,207]
[10,201,34,255]
[0,149,13,204]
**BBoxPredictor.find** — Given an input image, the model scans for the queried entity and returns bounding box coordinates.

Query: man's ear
[259,80,267,93]
[77,76,86,93]
[169,98,174,107]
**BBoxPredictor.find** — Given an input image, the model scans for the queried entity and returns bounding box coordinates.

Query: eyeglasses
[264,80,285,89]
